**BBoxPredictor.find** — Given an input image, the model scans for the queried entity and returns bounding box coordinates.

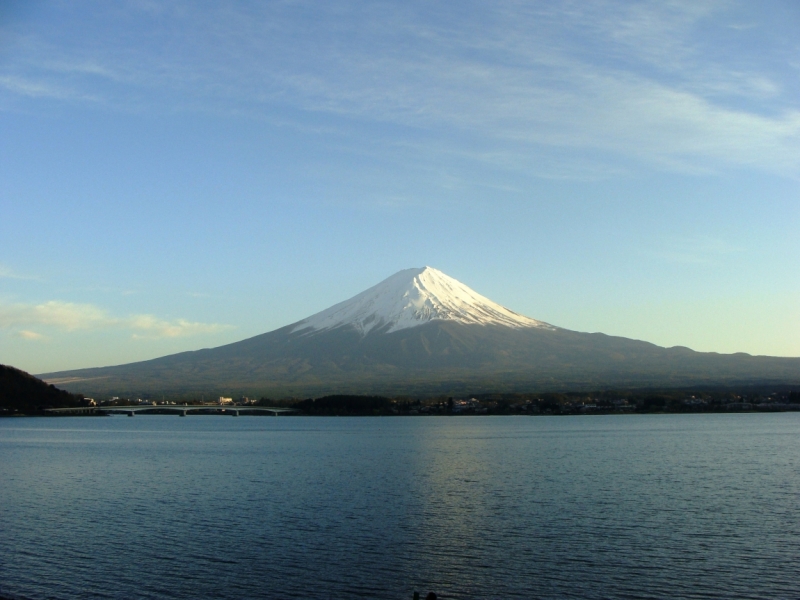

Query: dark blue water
[1,414,799,599]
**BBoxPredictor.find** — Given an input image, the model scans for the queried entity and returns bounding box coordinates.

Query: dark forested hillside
[1,364,83,414]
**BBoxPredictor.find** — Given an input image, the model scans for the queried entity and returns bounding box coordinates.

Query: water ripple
[1,414,800,599]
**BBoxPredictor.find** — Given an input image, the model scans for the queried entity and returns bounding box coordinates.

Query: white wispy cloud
[0,300,232,338]
[0,75,100,102]
[0,264,38,280]
[127,315,228,339]
[3,301,111,330]
[1,0,798,176]
[656,235,742,265]
[17,330,45,340]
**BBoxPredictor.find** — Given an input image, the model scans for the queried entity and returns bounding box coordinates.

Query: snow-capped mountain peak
[293,266,553,335]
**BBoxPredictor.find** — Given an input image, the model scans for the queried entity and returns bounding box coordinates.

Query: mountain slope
[41,267,800,397]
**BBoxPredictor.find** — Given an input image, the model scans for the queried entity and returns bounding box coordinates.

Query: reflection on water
[1,414,799,599]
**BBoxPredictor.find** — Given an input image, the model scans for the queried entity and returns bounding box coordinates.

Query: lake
[1,414,799,599]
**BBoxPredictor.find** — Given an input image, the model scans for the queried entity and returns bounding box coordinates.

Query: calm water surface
[1,414,799,599]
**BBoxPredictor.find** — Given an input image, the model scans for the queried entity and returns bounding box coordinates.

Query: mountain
[42,267,800,398]
[295,267,552,334]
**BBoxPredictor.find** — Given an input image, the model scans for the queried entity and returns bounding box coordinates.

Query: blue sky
[1,0,799,374]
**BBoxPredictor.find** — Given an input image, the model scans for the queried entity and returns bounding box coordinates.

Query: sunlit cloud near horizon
[1,0,799,373]
[0,299,232,339]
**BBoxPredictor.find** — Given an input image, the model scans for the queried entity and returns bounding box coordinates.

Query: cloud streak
[17,330,45,340]
[0,264,38,280]
[0,300,232,339]
[655,235,743,265]
[1,1,798,177]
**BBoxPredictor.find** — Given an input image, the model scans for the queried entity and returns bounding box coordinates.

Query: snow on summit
[294,267,553,335]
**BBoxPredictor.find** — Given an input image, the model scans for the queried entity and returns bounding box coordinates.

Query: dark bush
[293,395,391,415]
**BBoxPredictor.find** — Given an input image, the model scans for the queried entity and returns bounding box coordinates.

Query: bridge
[44,405,297,417]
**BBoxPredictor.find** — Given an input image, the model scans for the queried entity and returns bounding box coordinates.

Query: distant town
[3,364,799,417]
[18,389,800,417]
